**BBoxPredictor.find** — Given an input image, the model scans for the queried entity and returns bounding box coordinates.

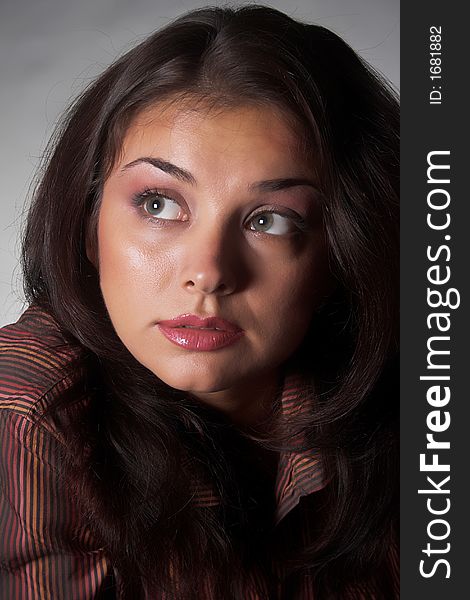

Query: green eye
[251,214,274,232]
[144,195,183,220]
[249,212,292,235]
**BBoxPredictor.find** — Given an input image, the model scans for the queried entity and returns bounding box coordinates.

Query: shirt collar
[274,371,325,524]
[188,371,326,524]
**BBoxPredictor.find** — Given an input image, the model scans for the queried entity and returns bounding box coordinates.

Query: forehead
[114,99,313,178]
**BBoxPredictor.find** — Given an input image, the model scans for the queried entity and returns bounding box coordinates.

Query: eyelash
[131,188,165,204]
[131,188,182,220]
[130,188,310,233]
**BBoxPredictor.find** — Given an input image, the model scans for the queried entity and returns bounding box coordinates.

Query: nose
[180,226,238,297]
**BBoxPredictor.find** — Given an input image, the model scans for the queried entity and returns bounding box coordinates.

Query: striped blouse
[0,304,398,599]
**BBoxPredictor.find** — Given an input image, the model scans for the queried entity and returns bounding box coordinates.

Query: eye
[143,193,185,220]
[132,189,187,221]
[248,211,296,235]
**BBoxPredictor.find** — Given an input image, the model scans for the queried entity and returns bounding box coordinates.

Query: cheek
[259,247,330,313]
[96,211,175,309]
[255,250,332,347]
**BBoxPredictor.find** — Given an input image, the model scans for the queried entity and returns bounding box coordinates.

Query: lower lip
[157,325,244,351]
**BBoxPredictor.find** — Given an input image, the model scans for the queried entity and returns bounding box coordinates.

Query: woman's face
[92,101,331,412]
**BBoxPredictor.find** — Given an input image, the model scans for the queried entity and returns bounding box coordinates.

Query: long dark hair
[21,4,399,598]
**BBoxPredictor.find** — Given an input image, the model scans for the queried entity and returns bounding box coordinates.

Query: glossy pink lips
[157,315,244,351]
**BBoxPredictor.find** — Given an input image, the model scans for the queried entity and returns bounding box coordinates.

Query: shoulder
[0,310,112,585]
[0,303,87,431]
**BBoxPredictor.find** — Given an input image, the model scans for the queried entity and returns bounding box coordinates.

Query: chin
[167,377,233,395]
[152,366,237,395]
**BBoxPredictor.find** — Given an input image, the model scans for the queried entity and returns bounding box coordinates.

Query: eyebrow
[248,178,317,193]
[122,157,318,192]
[122,157,196,184]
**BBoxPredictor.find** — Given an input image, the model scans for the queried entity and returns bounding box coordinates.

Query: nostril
[182,268,236,296]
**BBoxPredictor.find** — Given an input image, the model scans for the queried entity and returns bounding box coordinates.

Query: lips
[157,314,244,351]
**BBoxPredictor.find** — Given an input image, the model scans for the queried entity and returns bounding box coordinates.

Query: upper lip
[157,314,242,332]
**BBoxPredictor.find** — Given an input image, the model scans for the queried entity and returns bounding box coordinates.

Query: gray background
[0,0,399,326]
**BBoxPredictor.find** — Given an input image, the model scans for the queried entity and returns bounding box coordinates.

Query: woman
[0,5,399,599]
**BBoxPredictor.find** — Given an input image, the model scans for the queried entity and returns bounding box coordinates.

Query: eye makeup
[130,187,313,238]
[247,206,310,234]
[131,188,188,224]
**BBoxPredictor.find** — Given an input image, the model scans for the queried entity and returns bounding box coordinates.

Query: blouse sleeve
[0,409,116,600]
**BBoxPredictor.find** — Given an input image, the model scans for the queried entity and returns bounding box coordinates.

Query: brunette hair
[21,4,399,598]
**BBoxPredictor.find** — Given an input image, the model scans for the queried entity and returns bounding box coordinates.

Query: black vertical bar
[401,3,468,598]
